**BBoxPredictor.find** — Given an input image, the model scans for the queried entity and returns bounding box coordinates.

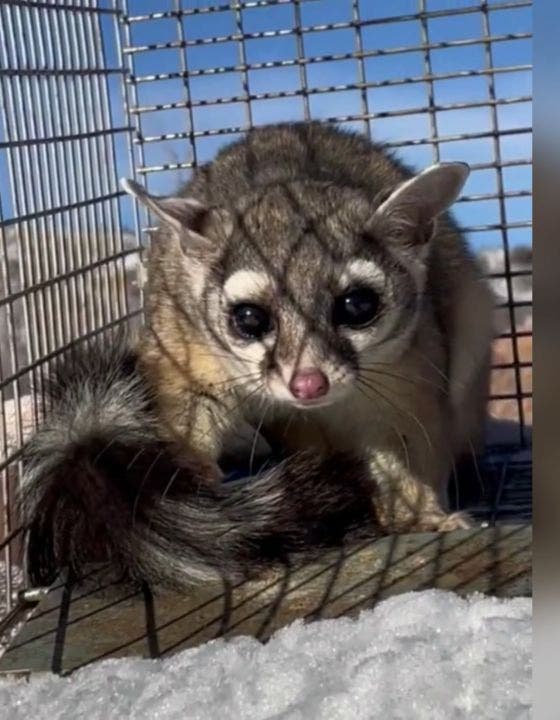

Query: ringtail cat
[22,122,493,589]
[125,122,493,531]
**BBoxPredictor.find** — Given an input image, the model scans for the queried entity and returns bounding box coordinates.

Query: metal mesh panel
[0,0,532,625]
[0,0,142,621]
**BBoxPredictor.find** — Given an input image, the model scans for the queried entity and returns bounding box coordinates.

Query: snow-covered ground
[0,590,531,720]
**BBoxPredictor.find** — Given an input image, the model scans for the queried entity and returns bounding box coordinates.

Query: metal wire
[0,0,141,617]
[0,0,532,625]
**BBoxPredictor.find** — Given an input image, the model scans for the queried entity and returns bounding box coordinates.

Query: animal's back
[184,122,408,207]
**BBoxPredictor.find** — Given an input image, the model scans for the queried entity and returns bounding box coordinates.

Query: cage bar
[0,0,532,635]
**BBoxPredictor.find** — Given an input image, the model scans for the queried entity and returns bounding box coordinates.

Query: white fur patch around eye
[223,270,272,303]
[340,259,386,290]
[234,341,268,368]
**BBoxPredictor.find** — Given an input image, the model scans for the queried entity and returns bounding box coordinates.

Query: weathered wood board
[0,523,531,677]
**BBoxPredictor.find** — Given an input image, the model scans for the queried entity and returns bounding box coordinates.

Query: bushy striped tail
[21,339,376,590]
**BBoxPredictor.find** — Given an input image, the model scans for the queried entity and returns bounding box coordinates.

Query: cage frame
[0,0,532,632]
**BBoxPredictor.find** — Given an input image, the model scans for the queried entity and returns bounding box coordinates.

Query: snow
[0,590,531,720]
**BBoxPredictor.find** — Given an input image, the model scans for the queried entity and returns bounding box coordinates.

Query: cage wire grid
[0,0,532,623]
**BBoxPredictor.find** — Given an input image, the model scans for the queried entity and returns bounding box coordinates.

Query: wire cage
[0,0,532,630]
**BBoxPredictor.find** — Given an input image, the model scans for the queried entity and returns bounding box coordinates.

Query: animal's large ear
[370,163,469,245]
[120,178,227,254]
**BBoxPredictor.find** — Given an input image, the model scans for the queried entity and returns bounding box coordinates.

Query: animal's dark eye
[229,303,272,340]
[333,287,381,329]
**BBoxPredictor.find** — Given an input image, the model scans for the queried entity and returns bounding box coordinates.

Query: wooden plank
[0,524,531,676]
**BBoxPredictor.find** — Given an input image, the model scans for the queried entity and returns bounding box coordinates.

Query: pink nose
[289,368,329,401]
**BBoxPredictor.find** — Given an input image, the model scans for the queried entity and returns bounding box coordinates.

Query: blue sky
[1,0,532,253]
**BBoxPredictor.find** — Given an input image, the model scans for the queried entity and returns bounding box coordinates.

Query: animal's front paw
[436,511,474,532]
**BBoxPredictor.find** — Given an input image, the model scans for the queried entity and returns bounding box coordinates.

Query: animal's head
[122,162,468,409]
